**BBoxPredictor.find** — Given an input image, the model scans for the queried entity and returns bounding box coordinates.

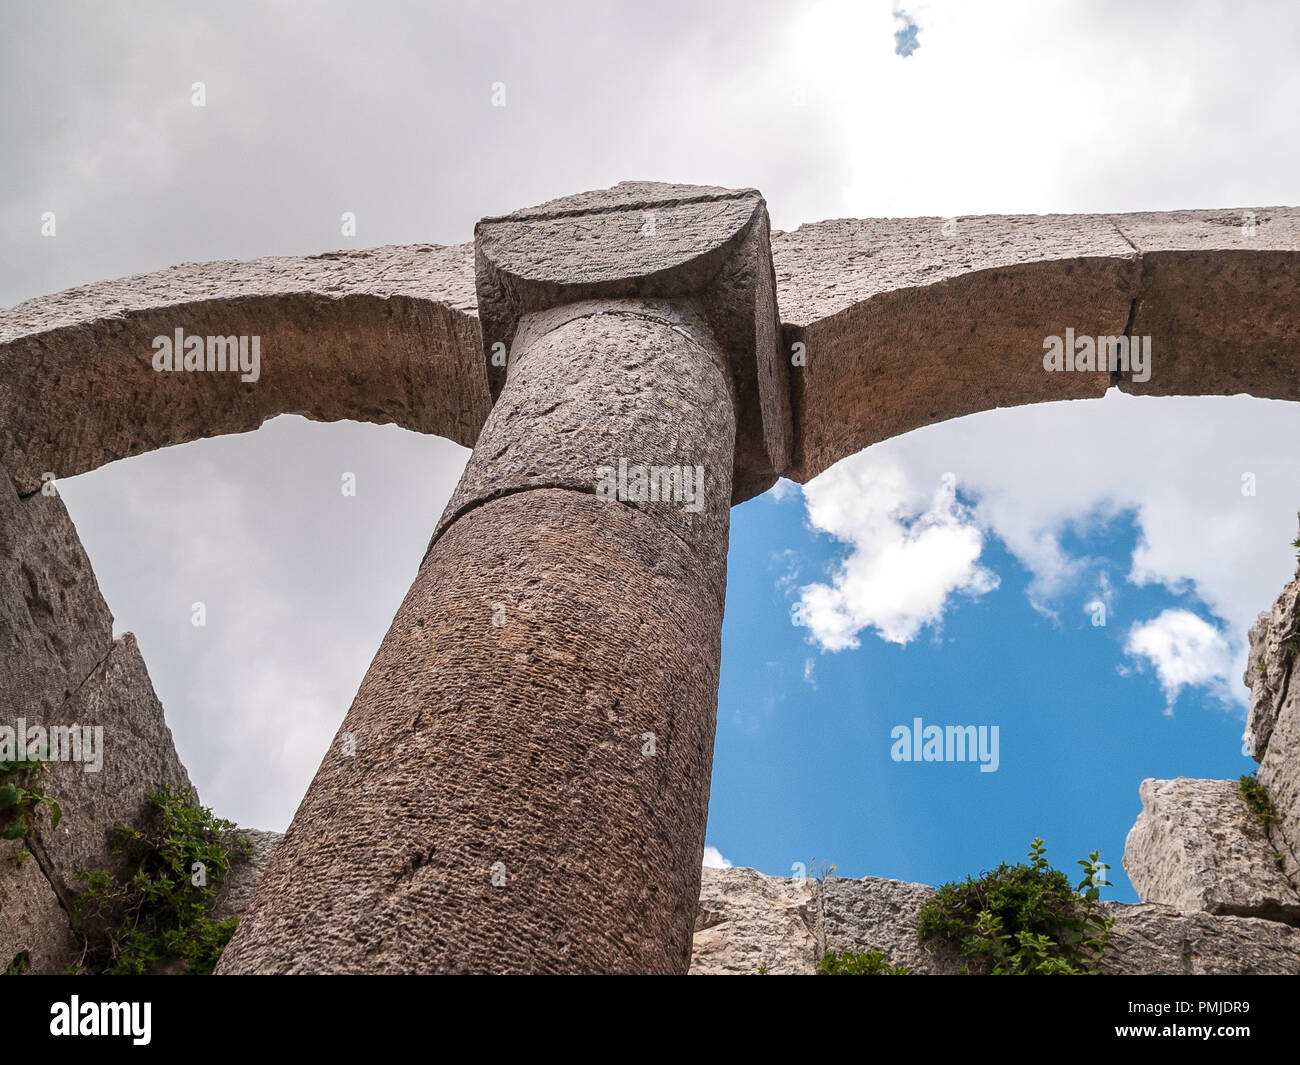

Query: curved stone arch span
[3,206,1296,499]
[774,207,1300,484]
[0,243,488,496]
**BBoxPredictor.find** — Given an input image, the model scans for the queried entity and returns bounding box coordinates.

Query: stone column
[217,183,790,974]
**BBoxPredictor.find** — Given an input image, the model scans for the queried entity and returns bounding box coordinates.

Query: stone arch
[5,208,1296,498]
[773,207,1299,483]
[0,243,489,496]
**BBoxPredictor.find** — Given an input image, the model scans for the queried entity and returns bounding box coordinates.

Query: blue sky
[707,394,1299,902]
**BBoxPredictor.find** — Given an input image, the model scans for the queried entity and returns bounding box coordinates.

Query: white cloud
[58,415,469,830]
[803,657,817,688]
[1124,609,1237,713]
[703,846,733,869]
[765,478,802,503]
[792,392,1300,712]
[793,457,998,649]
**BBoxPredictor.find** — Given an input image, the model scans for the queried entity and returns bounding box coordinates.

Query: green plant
[0,748,62,849]
[818,949,912,975]
[4,951,30,975]
[1240,772,1278,829]
[70,786,251,975]
[804,858,837,882]
[916,838,1113,975]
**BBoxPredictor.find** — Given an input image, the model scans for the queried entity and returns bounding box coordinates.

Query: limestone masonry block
[475,181,790,502]
[1122,777,1300,922]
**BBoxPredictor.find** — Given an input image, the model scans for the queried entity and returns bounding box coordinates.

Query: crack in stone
[24,833,77,931]
[422,481,714,572]
[1110,218,1143,388]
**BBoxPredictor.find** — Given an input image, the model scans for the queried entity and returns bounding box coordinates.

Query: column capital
[474,181,791,502]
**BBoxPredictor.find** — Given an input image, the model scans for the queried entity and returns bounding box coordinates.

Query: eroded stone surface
[1244,553,1300,760]
[690,866,821,975]
[0,471,112,722]
[476,181,788,502]
[219,484,732,974]
[821,875,963,973]
[1123,778,1300,921]
[0,243,487,494]
[432,299,735,592]
[691,867,1300,975]
[32,633,192,888]
[1114,208,1300,402]
[1102,904,1300,975]
[774,207,1300,482]
[0,458,199,973]
[0,840,76,975]
[217,829,283,921]
[773,213,1137,481]
[1244,551,1300,887]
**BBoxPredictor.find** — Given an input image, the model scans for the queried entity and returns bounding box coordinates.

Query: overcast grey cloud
[3,0,1298,830]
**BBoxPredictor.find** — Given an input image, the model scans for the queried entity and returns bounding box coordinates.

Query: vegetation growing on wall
[0,748,61,852]
[70,786,251,975]
[915,838,1113,975]
[818,949,912,974]
[1240,772,1278,830]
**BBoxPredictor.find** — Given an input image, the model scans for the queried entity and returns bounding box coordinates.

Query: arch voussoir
[0,243,489,494]
[774,207,1300,483]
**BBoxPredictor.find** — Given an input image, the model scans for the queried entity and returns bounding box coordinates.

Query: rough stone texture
[0,468,112,723]
[0,457,198,973]
[1243,550,1300,889]
[476,181,788,502]
[219,194,759,975]
[773,213,1138,481]
[30,633,193,888]
[0,243,487,494]
[1113,208,1300,400]
[821,875,963,973]
[690,866,821,974]
[7,189,1300,977]
[8,200,1295,500]
[216,829,283,921]
[774,206,1300,483]
[692,867,1300,975]
[219,487,731,974]
[1123,778,1300,921]
[1101,904,1300,975]
[0,840,77,975]
[1244,552,1300,761]
[432,300,735,592]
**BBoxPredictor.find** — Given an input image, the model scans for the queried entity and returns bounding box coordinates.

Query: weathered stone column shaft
[217,298,735,973]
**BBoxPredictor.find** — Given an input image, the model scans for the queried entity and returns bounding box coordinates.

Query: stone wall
[689,867,1300,975]
[0,457,274,973]
[1120,539,1300,935]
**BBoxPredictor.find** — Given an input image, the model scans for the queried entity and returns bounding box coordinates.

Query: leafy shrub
[0,748,61,846]
[916,838,1113,975]
[818,949,911,975]
[1239,772,1278,830]
[70,786,251,975]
